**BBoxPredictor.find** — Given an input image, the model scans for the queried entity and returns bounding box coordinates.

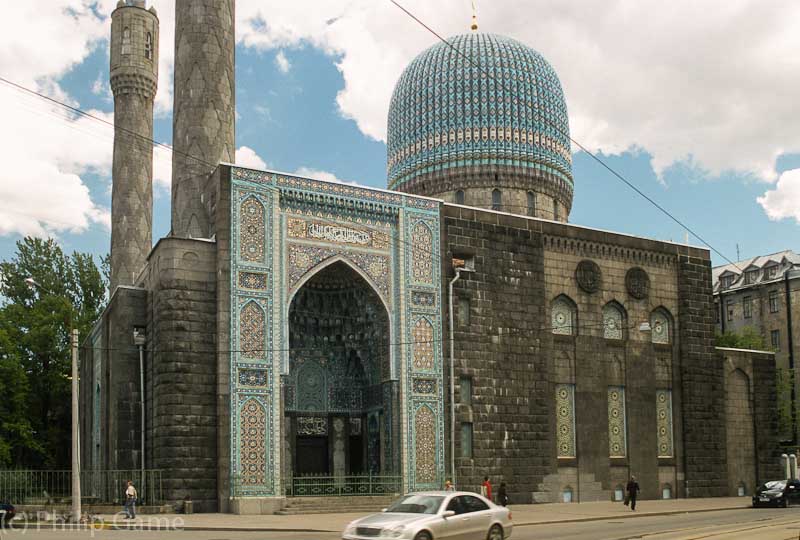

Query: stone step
[279,495,397,514]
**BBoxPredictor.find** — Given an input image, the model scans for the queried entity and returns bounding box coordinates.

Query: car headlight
[386,525,406,538]
[776,493,783,498]
[343,522,357,535]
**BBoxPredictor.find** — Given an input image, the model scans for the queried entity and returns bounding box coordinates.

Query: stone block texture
[109,3,158,291]
[171,0,235,238]
[143,238,219,510]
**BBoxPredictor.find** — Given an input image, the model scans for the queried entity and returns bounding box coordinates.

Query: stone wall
[679,253,727,497]
[442,205,550,504]
[143,237,218,510]
[719,347,782,493]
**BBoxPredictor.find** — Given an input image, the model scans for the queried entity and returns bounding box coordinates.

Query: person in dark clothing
[626,476,640,511]
[497,482,509,506]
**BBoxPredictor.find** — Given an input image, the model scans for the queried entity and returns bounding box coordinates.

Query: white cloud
[235,0,800,182]
[294,167,358,185]
[274,50,291,73]
[757,169,800,223]
[235,146,268,170]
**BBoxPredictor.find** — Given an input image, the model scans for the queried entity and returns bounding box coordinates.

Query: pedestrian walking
[124,480,137,519]
[497,482,509,506]
[626,476,640,511]
[444,479,455,492]
[481,476,493,502]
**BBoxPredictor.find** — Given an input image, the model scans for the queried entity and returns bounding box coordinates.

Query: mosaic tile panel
[240,399,267,486]
[240,197,265,263]
[411,291,436,307]
[651,311,671,345]
[412,318,435,370]
[238,271,268,290]
[657,389,674,457]
[552,298,575,336]
[238,368,268,387]
[603,304,624,340]
[414,405,436,484]
[608,386,627,458]
[287,244,390,299]
[412,378,437,395]
[240,301,266,359]
[556,384,576,458]
[411,222,433,284]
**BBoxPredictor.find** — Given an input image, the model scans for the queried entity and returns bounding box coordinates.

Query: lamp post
[25,277,81,523]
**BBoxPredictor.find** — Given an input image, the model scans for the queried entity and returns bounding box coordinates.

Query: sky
[0,0,799,269]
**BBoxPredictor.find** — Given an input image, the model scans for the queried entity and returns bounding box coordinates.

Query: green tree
[715,326,769,350]
[0,237,106,468]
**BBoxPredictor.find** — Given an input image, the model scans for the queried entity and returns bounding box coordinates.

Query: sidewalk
[80,497,753,532]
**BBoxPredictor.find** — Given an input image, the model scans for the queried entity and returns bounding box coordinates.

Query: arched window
[122,27,131,55]
[553,199,559,221]
[527,191,536,217]
[552,295,577,336]
[651,308,672,344]
[145,32,153,60]
[455,189,465,205]
[603,302,625,340]
[491,189,502,211]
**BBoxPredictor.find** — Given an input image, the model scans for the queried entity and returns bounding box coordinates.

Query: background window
[459,376,472,406]
[745,270,758,284]
[603,303,624,340]
[491,189,502,211]
[553,199,559,220]
[769,290,779,313]
[145,32,153,60]
[460,423,473,458]
[527,191,536,216]
[552,296,577,336]
[651,310,671,344]
[727,300,734,321]
[455,189,465,204]
[771,330,781,351]
[743,296,752,318]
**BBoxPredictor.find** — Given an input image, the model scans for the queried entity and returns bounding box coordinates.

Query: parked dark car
[752,480,800,507]
[0,502,15,527]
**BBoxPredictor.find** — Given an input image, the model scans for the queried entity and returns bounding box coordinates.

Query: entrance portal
[284,261,400,494]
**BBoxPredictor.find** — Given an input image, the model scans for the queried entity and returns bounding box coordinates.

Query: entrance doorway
[285,261,400,494]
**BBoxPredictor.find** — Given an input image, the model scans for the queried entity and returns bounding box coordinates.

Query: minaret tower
[109,0,159,291]
[171,0,235,238]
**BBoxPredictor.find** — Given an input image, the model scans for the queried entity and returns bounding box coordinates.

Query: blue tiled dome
[387,33,573,212]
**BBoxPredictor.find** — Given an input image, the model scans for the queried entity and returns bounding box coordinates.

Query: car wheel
[487,524,503,540]
[414,531,433,540]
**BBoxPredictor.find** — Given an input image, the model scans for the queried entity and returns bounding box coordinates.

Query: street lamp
[25,277,81,523]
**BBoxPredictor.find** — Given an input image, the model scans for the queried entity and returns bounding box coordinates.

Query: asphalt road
[2,508,800,539]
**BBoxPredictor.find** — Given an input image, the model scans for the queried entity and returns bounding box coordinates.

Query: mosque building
[81,0,781,513]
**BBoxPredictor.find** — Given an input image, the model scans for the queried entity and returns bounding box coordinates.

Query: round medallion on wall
[575,260,602,293]
[625,267,650,299]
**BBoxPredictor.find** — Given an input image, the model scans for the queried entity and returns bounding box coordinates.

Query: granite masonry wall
[143,237,218,510]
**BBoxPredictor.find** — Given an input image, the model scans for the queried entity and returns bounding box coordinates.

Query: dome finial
[470,0,478,31]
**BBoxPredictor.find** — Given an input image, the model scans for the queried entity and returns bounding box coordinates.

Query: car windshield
[763,481,786,490]
[386,495,445,514]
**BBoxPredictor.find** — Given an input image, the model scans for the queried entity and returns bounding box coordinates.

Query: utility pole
[71,328,82,522]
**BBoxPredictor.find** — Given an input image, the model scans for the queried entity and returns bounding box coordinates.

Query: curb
[513,504,751,528]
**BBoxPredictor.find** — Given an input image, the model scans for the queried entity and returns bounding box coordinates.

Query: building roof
[712,249,800,293]
[386,33,572,192]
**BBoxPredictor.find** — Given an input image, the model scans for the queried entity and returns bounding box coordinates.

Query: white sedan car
[342,491,512,540]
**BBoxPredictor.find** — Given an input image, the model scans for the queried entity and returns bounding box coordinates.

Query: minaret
[171,0,235,238]
[109,0,158,292]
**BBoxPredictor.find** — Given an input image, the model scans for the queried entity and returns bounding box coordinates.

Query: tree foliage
[715,326,769,351]
[0,237,106,468]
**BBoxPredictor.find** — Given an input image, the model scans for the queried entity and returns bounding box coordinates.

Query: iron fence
[0,469,163,505]
[287,474,402,497]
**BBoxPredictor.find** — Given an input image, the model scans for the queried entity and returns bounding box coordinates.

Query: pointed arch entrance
[284,260,400,493]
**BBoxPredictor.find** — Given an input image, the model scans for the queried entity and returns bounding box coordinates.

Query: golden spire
[470,0,478,31]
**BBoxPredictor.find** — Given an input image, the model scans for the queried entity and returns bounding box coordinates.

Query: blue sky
[0,0,798,269]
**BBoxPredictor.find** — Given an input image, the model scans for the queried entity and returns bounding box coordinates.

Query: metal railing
[0,470,163,505]
[288,474,402,497]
